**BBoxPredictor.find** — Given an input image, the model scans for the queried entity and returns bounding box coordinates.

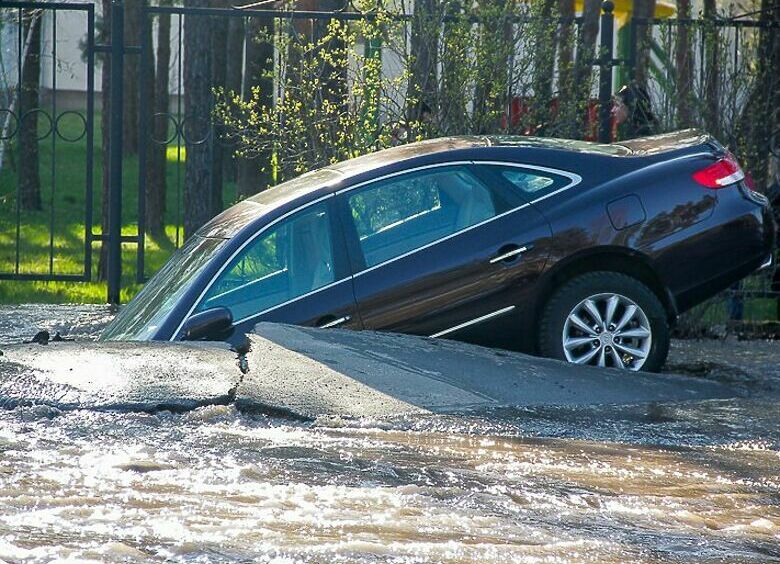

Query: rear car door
[191,197,361,341]
[339,163,555,344]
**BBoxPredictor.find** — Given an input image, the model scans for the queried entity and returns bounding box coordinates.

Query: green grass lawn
[0,111,236,303]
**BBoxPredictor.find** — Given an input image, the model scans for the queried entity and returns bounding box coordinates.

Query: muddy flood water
[0,305,779,563]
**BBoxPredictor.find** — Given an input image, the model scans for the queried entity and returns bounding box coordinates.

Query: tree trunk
[19,9,42,212]
[146,1,171,237]
[556,0,577,137]
[472,0,511,134]
[736,0,780,192]
[183,1,213,238]
[767,6,780,188]
[98,0,112,281]
[573,0,600,134]
[224,17,244,101]
[633,0,656,89]
[210,5,229,215]
[408,0,438,125]
[223,16,244,183]
[236,15,274,199]
[702,0,720,135]
[530,0,558,135]
[122,0,142,155]
[439,0,467,134]
[674,0,693,127]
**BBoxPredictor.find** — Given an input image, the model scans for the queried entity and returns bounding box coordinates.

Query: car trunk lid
[615,128,719,159]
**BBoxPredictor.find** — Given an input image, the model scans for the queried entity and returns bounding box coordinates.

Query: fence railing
[0,0,777,330]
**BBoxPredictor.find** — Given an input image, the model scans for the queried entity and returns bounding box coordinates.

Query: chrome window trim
[430,305,516,338]
[172,160,581,340]
[319,315,352,328]
[333,161,474,195]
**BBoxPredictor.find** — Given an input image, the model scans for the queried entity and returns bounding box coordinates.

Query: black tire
[538,271,670,372]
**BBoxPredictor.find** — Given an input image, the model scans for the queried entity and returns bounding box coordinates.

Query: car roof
[320,135,629,177]
[322,136,489,176]
[483,135,631,156]
[197,137,488,238]
[253,134,628,197]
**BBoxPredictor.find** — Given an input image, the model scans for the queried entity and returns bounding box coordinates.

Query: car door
[189,197,361,343]
[338,163,555,343]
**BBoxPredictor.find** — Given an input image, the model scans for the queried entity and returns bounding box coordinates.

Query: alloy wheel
[561,292,652,371]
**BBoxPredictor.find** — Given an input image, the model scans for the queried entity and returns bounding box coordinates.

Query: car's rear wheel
[538,272,669,372]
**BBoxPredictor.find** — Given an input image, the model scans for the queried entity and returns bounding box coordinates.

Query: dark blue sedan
[102,131,775,371]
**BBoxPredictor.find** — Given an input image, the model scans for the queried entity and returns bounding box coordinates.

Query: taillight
[692,153,745,189]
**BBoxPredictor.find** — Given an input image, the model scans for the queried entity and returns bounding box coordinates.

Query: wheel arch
[532,247,678,333]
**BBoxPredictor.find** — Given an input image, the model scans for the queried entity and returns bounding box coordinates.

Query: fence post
[627,14,638,84]
[107,0,124,304]
[598,0,615,143]
[137,4,150,285]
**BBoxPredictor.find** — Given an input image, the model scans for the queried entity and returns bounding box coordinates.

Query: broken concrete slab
[0,341,242,412]
[241,323,738,418]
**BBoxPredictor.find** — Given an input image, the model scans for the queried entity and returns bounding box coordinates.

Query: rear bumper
[759,202,777,272]
[670,199,775,312]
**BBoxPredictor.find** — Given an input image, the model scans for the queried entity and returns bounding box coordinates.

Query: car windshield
[101,235,227,341]
[102,168,342,341]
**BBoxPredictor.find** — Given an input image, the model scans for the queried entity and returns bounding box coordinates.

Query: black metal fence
[0,0,777,328]
[0,1,95,282]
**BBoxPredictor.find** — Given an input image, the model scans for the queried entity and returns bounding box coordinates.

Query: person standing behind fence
[612,81,658,139]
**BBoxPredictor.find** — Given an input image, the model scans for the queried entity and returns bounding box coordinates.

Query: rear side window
[482,165,572,200]
[345,166,512,268]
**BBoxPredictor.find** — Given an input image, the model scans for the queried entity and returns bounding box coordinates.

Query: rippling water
[1,306,778,562]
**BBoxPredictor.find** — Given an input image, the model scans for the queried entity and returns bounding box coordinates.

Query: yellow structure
[574,0,677,25]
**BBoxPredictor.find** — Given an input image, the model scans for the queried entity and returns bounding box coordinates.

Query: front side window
[196,201,336,322]
[346,166,511,268]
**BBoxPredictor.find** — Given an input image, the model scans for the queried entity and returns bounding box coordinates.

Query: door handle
[489,245,528,264]
[318,315,351,328]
